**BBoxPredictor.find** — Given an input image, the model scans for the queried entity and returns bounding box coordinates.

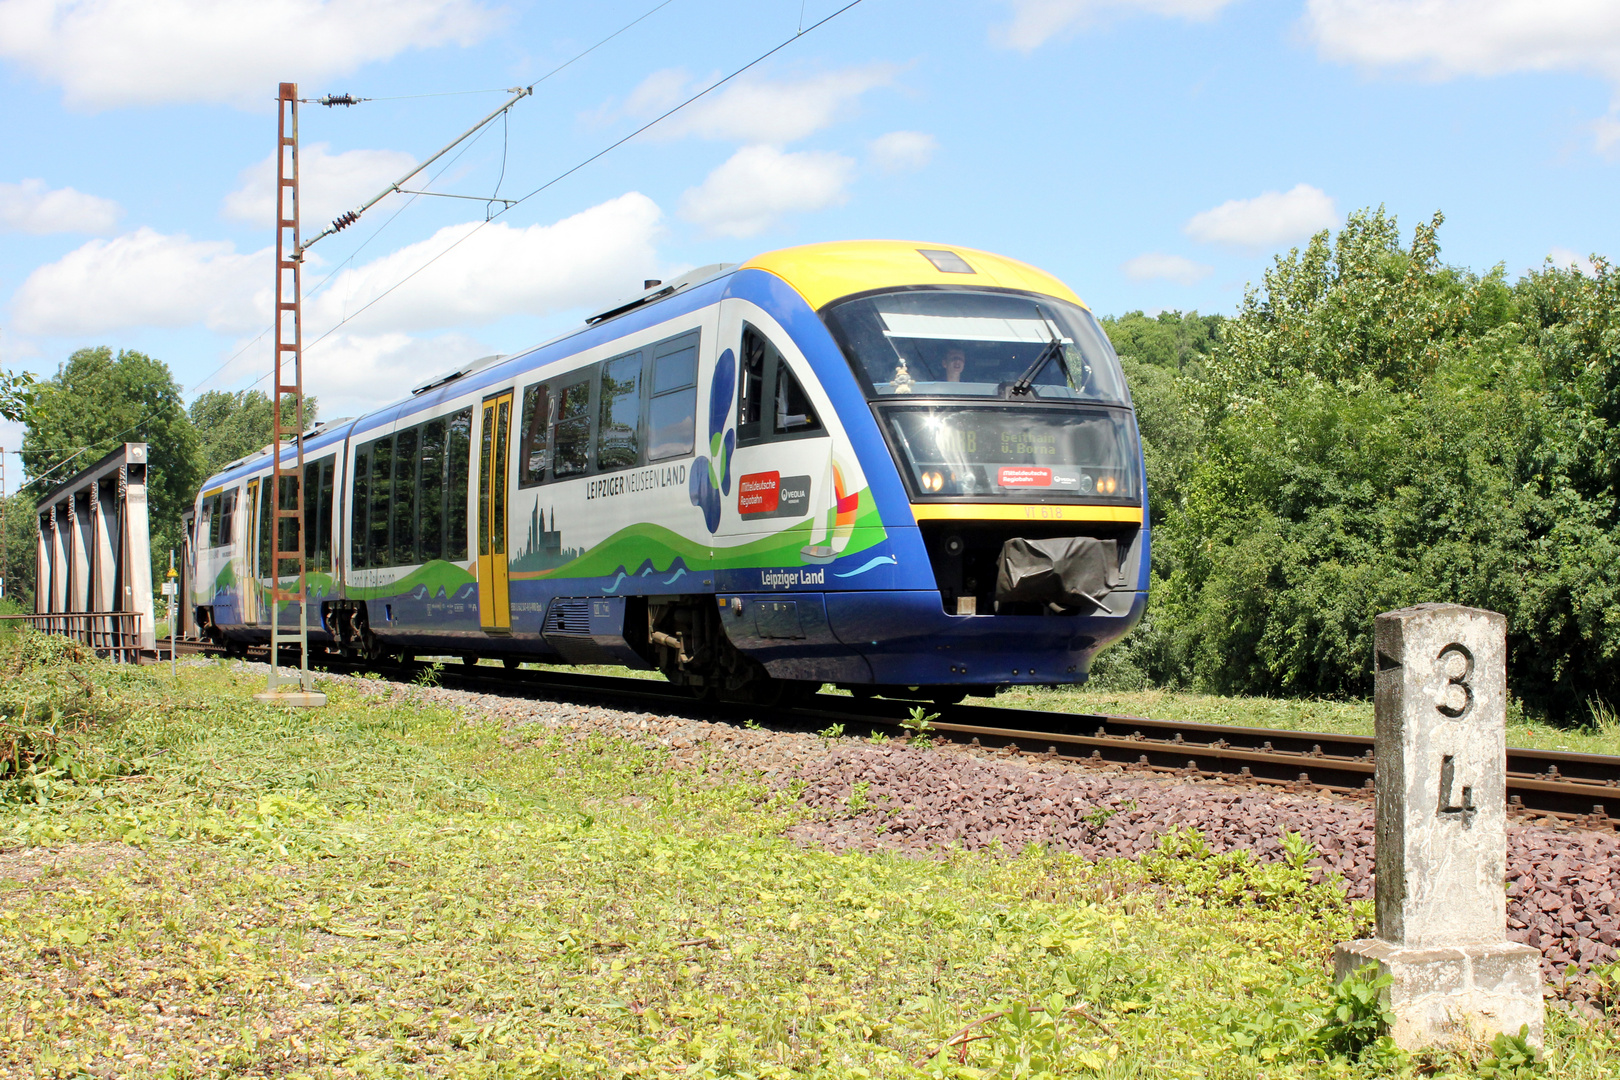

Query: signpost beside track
[1334,603,1543,1050]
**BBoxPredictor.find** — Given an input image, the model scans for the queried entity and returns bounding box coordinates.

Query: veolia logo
[688,347,736,533]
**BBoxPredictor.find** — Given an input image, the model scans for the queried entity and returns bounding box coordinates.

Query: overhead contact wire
[299,0,869,357]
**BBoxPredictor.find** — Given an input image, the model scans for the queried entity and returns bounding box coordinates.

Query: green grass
[2,637,1615,1077]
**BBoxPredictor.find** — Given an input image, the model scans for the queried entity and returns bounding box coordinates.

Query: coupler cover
[995,537,1124,610]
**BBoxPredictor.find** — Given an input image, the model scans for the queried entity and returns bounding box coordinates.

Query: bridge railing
[0,611,146,663]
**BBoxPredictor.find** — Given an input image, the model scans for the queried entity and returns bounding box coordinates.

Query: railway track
[153,640,1620,827]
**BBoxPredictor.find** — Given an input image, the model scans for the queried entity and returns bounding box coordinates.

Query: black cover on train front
[995,537,1123,610]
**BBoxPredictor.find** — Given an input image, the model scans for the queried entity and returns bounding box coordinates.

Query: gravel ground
[277,666,1620,998]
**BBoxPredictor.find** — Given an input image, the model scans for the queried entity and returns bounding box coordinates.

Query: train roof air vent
[585,263,736,325]
[411,354,508,396]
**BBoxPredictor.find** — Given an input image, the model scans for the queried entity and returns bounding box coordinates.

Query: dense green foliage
[14,355,318,594]
[1101,209,1619,720]
[189,388,320,480]
[21,347,200,582]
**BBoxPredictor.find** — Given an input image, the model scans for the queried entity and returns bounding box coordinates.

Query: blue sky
[1,0,1616,462]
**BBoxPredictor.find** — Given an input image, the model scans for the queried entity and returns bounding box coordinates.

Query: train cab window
[203,495,218,548]
[649,332,698,460]
[518,383,550,487]
[446,407,472,563]
[393,427,419,565]
[739,324,823,446]
[553,380,592,478]
[351,448,370,569]
[597,351,642,471]
[419,420,445,562]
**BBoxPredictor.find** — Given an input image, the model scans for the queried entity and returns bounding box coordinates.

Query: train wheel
[462,653,481,666]
[848,686,876,701]
[502,657,522,671]
[930,688,967,706]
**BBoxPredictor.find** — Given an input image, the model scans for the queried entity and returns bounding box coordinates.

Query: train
[184,240,1149,704]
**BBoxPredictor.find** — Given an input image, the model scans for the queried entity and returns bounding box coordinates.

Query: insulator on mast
[318,93,361,107]
[331,211,359,232]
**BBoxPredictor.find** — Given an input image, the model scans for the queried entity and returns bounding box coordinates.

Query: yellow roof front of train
[740,241,1088,312]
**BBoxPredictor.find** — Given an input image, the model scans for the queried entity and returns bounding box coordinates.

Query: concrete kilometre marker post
[1334,603,1543,1049]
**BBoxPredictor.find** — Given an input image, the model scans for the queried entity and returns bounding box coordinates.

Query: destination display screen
[880,405,1140,502]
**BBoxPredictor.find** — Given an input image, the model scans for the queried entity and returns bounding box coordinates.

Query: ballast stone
[1334,603,1544,1050]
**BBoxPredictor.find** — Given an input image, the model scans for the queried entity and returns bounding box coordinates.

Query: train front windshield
[822,288,1140,503]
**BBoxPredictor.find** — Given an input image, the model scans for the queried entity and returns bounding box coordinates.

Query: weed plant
[0,630,1615,1077]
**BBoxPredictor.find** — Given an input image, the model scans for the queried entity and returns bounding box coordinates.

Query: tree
[188,389,319,481]
[0,492,37,611]
[1121,207,1620,719]
[23,347,201,584]
[0,368,35,422]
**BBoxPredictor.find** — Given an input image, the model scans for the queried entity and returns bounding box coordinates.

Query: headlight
[920,470,945,492]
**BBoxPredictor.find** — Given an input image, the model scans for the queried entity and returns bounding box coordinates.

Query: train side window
[552,379,592,478]
[738,327,769,445]
[368,436,393,567]
[597,351,642,471]
[446,407,472,562]
[393,426,419,566]
[775,363,822,437]
[258,479,272,576]
[739,324,824,445]
[518,382,550,487]
[306,457,334,574]
[351,448,370,569]
[648,332,697,460]
[419,420,445,562]
[277,471,298,575]
[217,490,236,546]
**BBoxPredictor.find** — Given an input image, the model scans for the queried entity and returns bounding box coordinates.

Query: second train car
[188,240,1149,703]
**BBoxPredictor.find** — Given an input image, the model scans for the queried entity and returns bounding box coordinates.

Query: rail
[1,611,146,663]
[155,640,1620,826]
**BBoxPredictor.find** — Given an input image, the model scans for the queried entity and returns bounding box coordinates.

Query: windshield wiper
[1007,316,1068,397]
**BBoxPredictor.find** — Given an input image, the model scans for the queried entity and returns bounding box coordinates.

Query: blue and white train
[186,240,1148,703]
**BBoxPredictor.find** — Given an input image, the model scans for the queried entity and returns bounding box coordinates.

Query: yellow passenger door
[477,390,514,632]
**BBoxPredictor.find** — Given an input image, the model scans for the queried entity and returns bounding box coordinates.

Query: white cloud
[1304,1,1620,81]
[996,0,1233,52]
[1121,252,1213,285]
[1594,110,1620,158]
[868,130,937,173]
[10,227,268,335]
[9,193,662,345]
[0,0,500,110]
[0,178,121,234]
[222,143,418,228]
[308,192,664,333]
[677,145,855,238]
[304,330,494,414]
[1548,246,1598,275]
[616,64,899,144]
[1183,184,1340,251]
